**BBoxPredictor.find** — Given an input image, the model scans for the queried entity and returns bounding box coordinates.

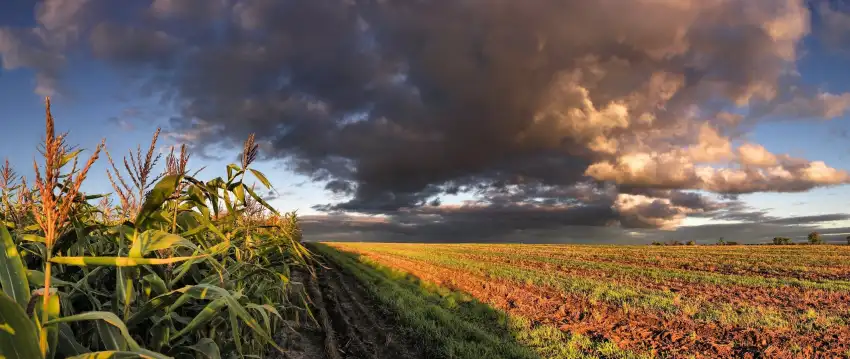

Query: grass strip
[312,243,652,359]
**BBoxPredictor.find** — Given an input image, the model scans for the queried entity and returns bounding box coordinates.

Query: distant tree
[846,236,850,245]
[686,240,696,246]
[669,240,683,246]
[773,237,792,245]
[651,241,663,246]
[807,231,823,245]
[717,237,726,246]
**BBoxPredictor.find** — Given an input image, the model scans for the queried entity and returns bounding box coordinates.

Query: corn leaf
[149,324,168,352]
[0,291,42,359]
[232,183,246,205]
[50,256,203,267]
[248,169,272,189]
[244,184,279,215]
[130,230,192,258]
[57,323,89,357]
[53,225,99,256]
[141,274,167,297]
[18,234,45,243]
[96,320,127,351]
[67,351,158,359]
[246,303,272,333]
[170,298,226,341]
[0,226,29,308]
[33,293,60,359]
[193,285,282,352]
[26,270,74,287]
[59,149,82,168]
[126,291,182,328]
[225,164,242,182]
[115,266,135,319]
[45,312,169,359]
[228,310,242,355]
[135,175,181,228]
[186,338,220,359]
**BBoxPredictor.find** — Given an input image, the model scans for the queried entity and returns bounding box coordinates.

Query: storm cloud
[3,0,850,240]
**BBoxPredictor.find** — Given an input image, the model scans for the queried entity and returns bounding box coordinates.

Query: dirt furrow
[317,259,423,359]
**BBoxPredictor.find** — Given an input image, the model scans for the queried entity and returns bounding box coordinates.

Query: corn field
[0,99,310,358]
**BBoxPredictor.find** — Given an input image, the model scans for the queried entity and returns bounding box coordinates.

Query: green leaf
[228,310,242,355]
[84,194,108,200]
[33,292,60,359]
[96,319,127,351]
[26,270,74,287]
[50,255,204,267]
[248,169,272,189]
[225,164,242,182]
[170,298,226,341]
[0,291,42,359]
[59,149,82,168]
[115,266,135,320]
[246,304,273,334]
[67,351,158,359]
[45,312,169,359]
[18,234,45,243]
[135,175,181,228]
[56,323,89,357]
[186,338,220,359]
[187,285,281,352]
[244,184,279,215]
[141,274,168,297]
[53,225,99,256]
[231,182,246,205]
[0,226,30,308]
[149,324,168,352]
[126,291,182,328]
[130,230,193,258]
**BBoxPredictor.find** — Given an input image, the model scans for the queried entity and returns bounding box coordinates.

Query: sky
[1,0,850,244]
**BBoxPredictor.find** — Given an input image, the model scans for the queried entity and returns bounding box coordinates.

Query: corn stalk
[0,98,310,359]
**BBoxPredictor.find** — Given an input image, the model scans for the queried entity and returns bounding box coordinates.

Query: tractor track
[275,257,422,359]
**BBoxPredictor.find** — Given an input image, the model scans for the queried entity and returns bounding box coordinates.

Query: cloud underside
[3,0,850,240]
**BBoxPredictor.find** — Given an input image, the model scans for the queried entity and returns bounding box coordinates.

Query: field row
[324,242,850,358]
[310,243,651,359]
[429,244,850,281]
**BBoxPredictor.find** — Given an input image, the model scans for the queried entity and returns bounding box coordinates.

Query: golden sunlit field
[312,242,850,359]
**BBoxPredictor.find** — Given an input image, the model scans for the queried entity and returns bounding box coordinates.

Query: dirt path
[275,259,424,359]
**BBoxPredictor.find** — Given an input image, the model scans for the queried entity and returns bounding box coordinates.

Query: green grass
[387,245,850,291]
[328,243,850,334]
[311,243,652,359]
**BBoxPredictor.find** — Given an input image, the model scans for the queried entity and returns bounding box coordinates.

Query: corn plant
[0,98,310,358]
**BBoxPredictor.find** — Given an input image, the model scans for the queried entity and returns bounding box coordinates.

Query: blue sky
[2,0,850,243]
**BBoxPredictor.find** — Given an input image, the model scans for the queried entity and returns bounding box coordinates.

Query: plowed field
[314,242,850,359]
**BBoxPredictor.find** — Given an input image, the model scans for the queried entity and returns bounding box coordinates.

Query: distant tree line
[650,239,735,246]
[770,232,850,245]
[650,232,850,246]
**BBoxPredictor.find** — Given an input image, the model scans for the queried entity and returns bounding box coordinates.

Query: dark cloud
[89,22,179,65]
[2,0,849,237]
[764,214,850,225]
[107,106,168,131]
